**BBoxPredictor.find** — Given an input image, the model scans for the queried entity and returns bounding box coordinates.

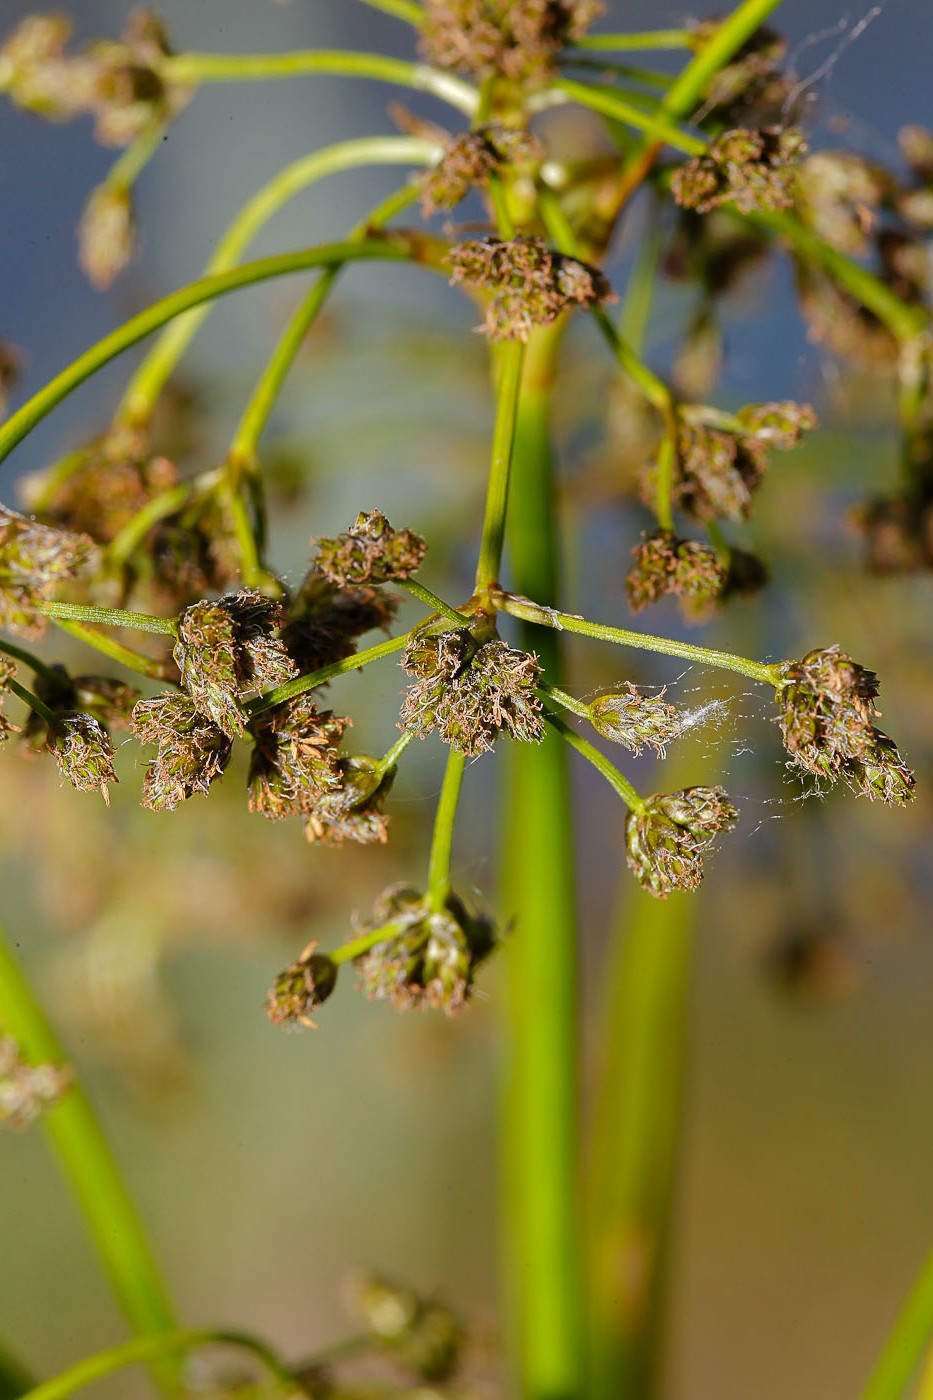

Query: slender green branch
[397,579,467,628]
[0,637,66,687]
[330,917,413,967]
[426,747,467,910]
[655,432,676,532]
[544,708,644,812]
[0,926,177,1387]
[571,29,692,51]
[104,118,166,191]
[163,50,477,115]
[499,596,781,685]
[39,602,176,635]
[620,195,664,352]
[118,137,440,425]
[553,78,705,156]
[249,633,409,714]
[358,0,423,21]
[592,308,673,416]
[46,619,173,681]
[375,730,414,775]
[7,677,56,725]
[475,340,526,594]
[0,238,423,469]
[20,1328,294,1400]
[862,1249,933,1400]
[537,681,591,720]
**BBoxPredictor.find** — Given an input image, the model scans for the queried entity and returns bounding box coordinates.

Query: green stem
[358,0,423,20]
[426,748,467,910]
[7,677,56,725]
[588,883,697,1400]
[248,633,409,714]
[499,320,585,1400]
[330,917,413,967]
[20,1329,294,1400]
[106,482,200,568]
[375,730,414,775]
[571,30,691,51]
[544,709,644,813]
[0,927,177,1387]
[118,137,440,426]
[862,1250,933,1400]
[475,341,526,594]
[0,1340,34,1400]
[537,681,591,721]
[397,579,467,628]
[0,238,422,469]
[39,602,176,635]
[47,619,173,682]
[553,78,705,156]
[655,433,676,532]
[0,637,67,687]
[163,50,477,115]
[620,196,663,352]
[104,118,166,190]
[498,597,780,686]
[592,309,673,417]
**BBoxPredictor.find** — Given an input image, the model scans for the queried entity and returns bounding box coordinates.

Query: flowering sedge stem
[0,239,419,469]
[0,927,178,1389]
[103,116,166,192]
[331,917,412,967]
[537,681,591,721]
[655,433,676,532]
[118,138,440,426]
[20,1328,294,1400]
[426,747,466,911]
[39,602,176,635]
[500,596,781,686]
[358,0,423,21]
[553,78,705,157]
[861,1248,933,1400]
[0,637,67,687]
[475,340,526,593]
[163,50,477,116]
[249,634,409,714]
[593,308,674,417]
[397,579,466,628]
[47,619,173,681]
[544,708,644,812]
[7,677,56,725]
[571,29,692,51]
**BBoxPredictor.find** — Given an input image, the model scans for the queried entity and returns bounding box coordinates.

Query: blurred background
[1,2,932,1397]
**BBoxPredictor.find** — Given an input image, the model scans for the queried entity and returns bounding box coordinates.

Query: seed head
[283,567,399,675]
[448,236,613,341]
[354,884,496,1015]
[247,696,347,821]
[673,126,806,215]
[46,712,117,803]
[132,692,233,811]
[419,0,603,86]
[174,590,296,738]
[78,182,135,288]
[626,529,726,618]
[0,503,98,638]
[265,942,338,1029]
[0,1036,73,1131]
[303,755,395,846]
[401,627,544,755]
[626,786,739,898]
[313,510,426,587]
[420,123,542,213]
[588,684,685,756]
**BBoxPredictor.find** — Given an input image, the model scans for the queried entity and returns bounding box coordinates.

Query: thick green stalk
[20,1329,293,1400]
[588,889,697,1400]
[163,49,477,115]
[862,1250,933,1400]
[118,137,439,425]
[475,341,527,594]
[0,927,177,1386]
[499,320,584,1399]
[0,238,420,471]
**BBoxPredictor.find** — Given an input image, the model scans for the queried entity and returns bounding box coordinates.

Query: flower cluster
[78,183,135,289]
[173,590,296,739]
[448,236,613,341]
[625,787,739,898]
[265,942,338,1029]
[401,627,544,755]
[588,684,685,756]
[0,504,98,638]
[353,884,496,1015]
[625,529,726,619]
[0,1036,73,1131]
[282,566,398,674]
[664,401,817,523]
[0,11,187,145]
[419,0,603,85]
[313,510,426,587]
[775,646,914,803]
[46,711,117,803]
[673,126,806,216]
[131,692,232,811]
[421,123,542,214]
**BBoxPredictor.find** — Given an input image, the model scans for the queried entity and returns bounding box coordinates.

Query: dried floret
[78,182,136,288]
[132,692,232,810]
[401,628,543,755]
[282,567,399,675]
[174,590,296,738]
[419,0,603,85]
[302,755,394,846]
[313,510,426,587]
[625,529,726,619]
[46,712,117,803]
[247,695,347,820]
[265,942,338,1029]
[672,126,806,215]
[625,786,739,897]
[0,503,98,638]
[795,151,892,256]
[448,236,613,341]
[347,1273,463,1382]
